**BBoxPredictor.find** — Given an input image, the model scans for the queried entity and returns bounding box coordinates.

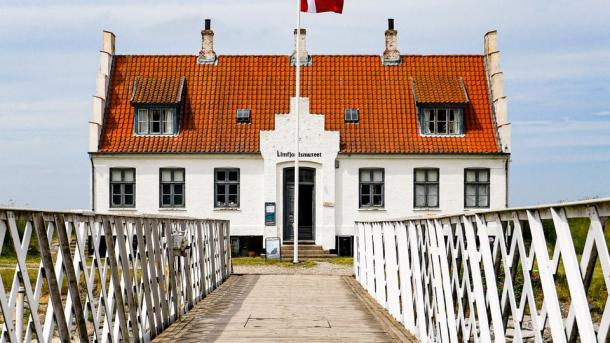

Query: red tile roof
[131,76,185,104]
[99,55,500,154]
[412,77,469,104]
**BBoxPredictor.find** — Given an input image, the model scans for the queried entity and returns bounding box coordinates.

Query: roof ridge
[115,54,484,58]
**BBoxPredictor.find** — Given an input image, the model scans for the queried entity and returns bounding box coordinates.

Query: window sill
[413,208,442,212]
[419,133,465,138]
[213,207,241,212]
[134,133,179,137]
[158,208,187,212]
[358,208,386,212]
[109,208,137,212]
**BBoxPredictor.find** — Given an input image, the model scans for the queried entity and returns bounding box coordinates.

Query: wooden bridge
[1,198,609,342]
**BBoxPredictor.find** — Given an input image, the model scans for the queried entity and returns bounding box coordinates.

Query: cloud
[594,111,610,116]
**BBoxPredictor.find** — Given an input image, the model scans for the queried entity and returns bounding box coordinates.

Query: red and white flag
[301,0,344,13]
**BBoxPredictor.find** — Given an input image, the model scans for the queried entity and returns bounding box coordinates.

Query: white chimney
[291,28,310,66]
[198,19,217,64]
[383,19,400,65]
[484,30,511,153]
[89,30,115,153]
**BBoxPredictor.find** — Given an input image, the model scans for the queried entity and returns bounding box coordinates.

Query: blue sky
[0,0,609,210]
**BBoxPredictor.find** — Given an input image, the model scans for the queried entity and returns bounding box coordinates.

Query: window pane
[361,184,371,196]
[216,195,225,206]
[173,195,184,206]
[437,121,447,134]
[228,171,238,181]
[437,109,446,121]
[373,195,382,206]
[427,170,438,182]
[415,184,426,197]
[428,194,438,207]
[466,170,477,182]
[372,170,383,182]
[415,195,426,207]
[173,184,183,195]
[466,185,477,196]
[174,170,184,182]
[123,170,134,182]
[427,121,435,134]
[415,170,426,182]
[479,185,488,196]
[361,195,371,206]
[138,109,149,134]
[216,184,225,196]
[373,184,383,197]
[111,169,122,182]
[112,184,122,195]
[228,194,238,205]
[479,194,489,207]
[228,184,238,194]
[466,196,477,207]
[360,170,371,182]
[124,184,134,195]
[162,184,171,195]
[428,185,438,197]
[161,170,172,182]
[112,195,122,206]
[162,195,171,205]
[163,109,174,134]
[124,195,134,206]
[479,170,489,182]
[216,170,225,181]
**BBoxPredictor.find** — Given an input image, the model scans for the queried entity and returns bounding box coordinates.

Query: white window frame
[421,107,463,135]
[135,107,176,135]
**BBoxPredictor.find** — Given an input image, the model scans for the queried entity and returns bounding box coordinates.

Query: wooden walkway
[153,274,416,342]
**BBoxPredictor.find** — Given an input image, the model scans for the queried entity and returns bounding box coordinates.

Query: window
[110,168,135,208]
[465,168,490,208]
[414,168,439,208]
[359,168,384,208]
[344,108,359,123]
[160,168,185,208]
[215,168,240,207]
[135,108,177,135]
[236,109,251,123]
[421,108,463,135]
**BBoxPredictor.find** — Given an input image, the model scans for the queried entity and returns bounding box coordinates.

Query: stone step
[280,254,338,259]
[281,246,325,251]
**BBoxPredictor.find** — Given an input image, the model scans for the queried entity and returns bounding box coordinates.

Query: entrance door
[283,167,315,242]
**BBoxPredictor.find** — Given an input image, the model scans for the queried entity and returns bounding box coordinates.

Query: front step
[280,244,335,258]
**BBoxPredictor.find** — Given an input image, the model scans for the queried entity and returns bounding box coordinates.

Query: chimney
[89,30,115,153]
[198,19,217,64]
[383,18,401,65]
[484,30,511,153]
[291,28,310,66]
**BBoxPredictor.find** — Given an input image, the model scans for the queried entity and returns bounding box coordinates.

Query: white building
[88,19,511,255]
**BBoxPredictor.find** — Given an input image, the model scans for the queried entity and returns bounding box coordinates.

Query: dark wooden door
[283,167,315,241]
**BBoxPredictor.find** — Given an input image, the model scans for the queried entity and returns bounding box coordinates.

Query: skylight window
[236,109,251,123]
[344,108,359,123]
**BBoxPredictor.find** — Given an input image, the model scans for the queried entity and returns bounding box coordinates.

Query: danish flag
[301,0,344,14]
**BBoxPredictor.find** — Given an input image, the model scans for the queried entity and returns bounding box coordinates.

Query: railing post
[15,285,24,342]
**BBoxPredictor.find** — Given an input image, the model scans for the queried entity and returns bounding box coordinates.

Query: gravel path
[233,261,354,275]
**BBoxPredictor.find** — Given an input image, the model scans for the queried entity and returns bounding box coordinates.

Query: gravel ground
[233,261,354,275]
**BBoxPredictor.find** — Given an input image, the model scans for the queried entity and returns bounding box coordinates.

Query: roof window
[236,109,251,123]
[344,108,359,123]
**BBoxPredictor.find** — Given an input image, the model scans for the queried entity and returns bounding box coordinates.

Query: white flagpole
[293,0,301,264]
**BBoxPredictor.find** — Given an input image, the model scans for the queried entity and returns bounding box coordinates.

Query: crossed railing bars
[355,198,610,342]
[0,209,230,342]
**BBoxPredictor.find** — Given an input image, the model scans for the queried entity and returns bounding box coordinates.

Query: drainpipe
[90,155,96,212]
[505,156,510,208]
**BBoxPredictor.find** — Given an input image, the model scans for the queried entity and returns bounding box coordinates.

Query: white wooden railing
[0,209,231,343]
[354,198,610,342]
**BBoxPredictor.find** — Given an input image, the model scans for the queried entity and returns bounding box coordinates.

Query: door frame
[282,167,316,242]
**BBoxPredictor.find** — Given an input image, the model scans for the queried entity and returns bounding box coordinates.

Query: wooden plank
[102,216,130,341]
[395,222,415,333]
[372,223,387,307]
[144,218,163,333]
[163,219,180,319]
[54,214,90,342]
[32,212,71,341]
[382,222,400,320]
[113,216,142,342]
[208,222,217,290]
[136,218,157,338]
[150,218,170,328]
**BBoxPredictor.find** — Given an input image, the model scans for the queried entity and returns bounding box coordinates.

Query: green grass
[232,257,317,268]
[323,257,354,265]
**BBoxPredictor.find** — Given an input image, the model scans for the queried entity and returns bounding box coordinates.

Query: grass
[232,257,317,268]
[323,257,354,265]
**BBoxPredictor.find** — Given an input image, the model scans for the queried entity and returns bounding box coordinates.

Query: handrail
[354,198,610,342]
[0,209,231,342]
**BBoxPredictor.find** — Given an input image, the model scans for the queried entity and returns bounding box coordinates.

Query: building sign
[276,150,322,158]
[265,202,276,226]
[265,237,281,260]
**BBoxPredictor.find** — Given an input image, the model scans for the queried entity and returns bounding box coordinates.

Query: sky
[0,0,609,210]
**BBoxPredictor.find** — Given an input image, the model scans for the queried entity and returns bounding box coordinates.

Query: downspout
[90,155,96,211]
[505,155,510,208]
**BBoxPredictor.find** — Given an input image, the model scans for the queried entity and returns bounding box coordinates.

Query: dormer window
[136,108,176,135]
[411,77,469,136]
[131,76,185,136]
[236,109,251,123]
[344,108,359,123]
[422,108,463,135]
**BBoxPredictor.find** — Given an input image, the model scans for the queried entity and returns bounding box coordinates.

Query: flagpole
[293,0,301,264]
